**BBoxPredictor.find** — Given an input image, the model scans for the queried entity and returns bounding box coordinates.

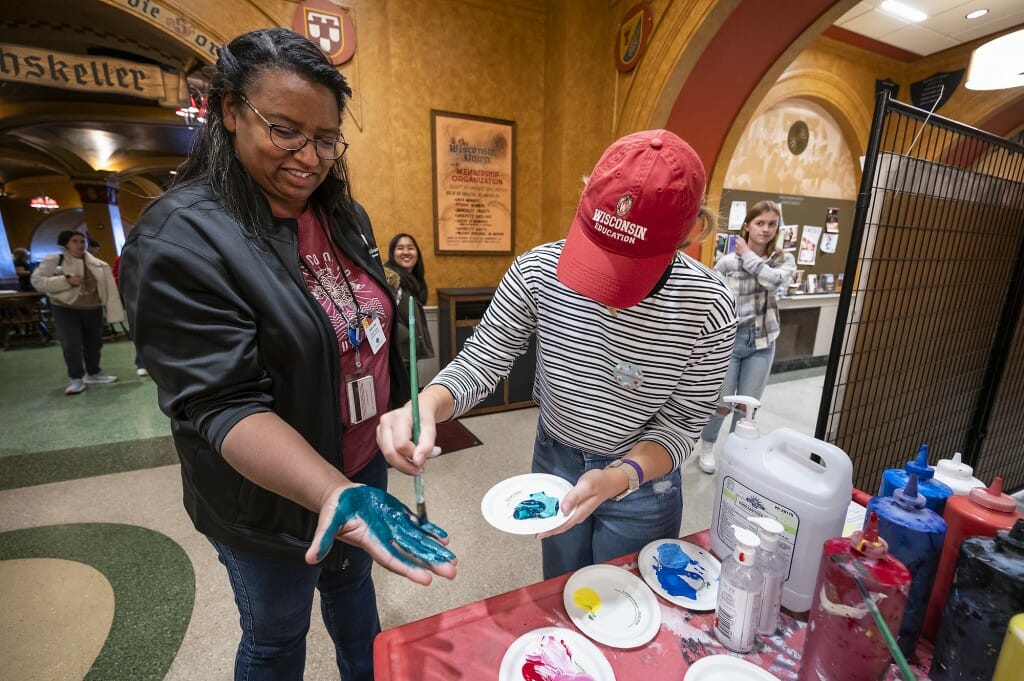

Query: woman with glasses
[119,28,455,681]
[695,200,796,474]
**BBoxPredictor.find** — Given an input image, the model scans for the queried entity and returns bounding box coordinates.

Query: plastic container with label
[710,395,853,612]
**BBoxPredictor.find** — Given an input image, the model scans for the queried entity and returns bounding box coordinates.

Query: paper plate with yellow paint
[481,473,575,535]
[562,564,661,648]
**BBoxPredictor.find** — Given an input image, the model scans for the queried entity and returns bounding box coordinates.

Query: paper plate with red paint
[498,626,615,681]
[638,539,721,611]
[481,473,575,535]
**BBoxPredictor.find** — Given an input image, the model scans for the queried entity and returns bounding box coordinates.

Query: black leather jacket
[120,183,408,567]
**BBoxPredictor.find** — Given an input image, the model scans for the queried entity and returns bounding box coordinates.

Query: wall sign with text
[431,111,515,255]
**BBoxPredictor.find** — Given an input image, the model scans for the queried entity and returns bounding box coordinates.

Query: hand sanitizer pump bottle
[750,516,787,636]
[710,394,853,612]
[714,525,764,653]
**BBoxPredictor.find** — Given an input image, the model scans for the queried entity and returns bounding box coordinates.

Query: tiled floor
[0,339,828,680]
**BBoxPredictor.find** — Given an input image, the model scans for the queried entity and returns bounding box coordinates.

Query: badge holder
[344,324,377,424]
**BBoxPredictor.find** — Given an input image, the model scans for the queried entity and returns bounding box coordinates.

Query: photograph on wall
[728,201,747,231]
[798,225,821,265]
[780,224,798,251]
[825,207,840,233]
[821,273,836,292]
[432,111,515,254]
[836,272,844,292]
[805,273,818,294]
[715,233,728,261]
[821,232,839,254]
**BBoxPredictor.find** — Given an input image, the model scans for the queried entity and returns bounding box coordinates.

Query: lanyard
[301,255,368,370]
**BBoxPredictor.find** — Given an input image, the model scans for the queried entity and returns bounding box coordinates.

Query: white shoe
[697,440,717,474]
[65,379,86,395]
[84,373,118,385]
[136,368,149,377]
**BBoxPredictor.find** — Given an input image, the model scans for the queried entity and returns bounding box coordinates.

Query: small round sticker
[613,362,644,390]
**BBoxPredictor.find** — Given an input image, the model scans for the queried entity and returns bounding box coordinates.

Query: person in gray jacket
[31,230,122,394]
[119,28,455,681]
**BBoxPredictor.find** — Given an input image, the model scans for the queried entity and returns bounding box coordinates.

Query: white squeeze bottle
[749,516,786,636]
[714,525,763,653]
[932,452,985,496]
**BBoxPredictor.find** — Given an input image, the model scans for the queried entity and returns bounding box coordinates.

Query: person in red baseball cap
[378,130,737,578]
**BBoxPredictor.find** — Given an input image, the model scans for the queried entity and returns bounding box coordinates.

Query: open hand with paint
[305,484,457,585]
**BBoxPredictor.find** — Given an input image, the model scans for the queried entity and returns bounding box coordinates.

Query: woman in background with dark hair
[119,28,455,681]
[384,233,434,367]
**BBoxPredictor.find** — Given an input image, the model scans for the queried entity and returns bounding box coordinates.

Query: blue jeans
[209,454,387,681]
[700,324,776,443]
[50,305,104,379]
[532,421,683,579]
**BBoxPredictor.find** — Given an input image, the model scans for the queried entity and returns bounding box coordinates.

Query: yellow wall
[4,1,1022,289]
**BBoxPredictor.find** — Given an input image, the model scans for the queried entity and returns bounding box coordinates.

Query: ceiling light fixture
[966,27,1024,90]
[879,0,928,23]
[965,9,989,20]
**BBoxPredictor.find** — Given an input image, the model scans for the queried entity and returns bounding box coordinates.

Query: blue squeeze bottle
[867,473,947,658]
[879,444,954,515]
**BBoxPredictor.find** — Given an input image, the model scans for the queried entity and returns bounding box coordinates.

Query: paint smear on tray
[653,543,706,599]
[521,634,595,681]
[513,491,560,520]
[573,587,601,620]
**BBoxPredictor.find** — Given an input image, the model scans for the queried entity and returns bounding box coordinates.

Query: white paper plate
[637,539,721,611]
[498,626,616,681]
[684,655,780,680]
[481,473,574,535]
[563,564,662,649]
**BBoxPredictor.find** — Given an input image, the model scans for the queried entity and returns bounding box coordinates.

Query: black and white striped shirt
[430,241,737,470]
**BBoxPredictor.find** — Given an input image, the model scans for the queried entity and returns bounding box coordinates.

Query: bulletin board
[719,189,855,293]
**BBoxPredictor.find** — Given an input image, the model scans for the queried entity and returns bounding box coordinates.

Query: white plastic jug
[709,396,853,613]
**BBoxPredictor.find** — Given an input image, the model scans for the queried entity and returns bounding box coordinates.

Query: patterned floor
[0,339,828,680]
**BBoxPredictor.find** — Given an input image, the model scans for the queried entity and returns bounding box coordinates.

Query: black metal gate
[816,91,1024,494]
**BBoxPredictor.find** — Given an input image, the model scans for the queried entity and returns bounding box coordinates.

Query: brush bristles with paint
[409,297,427,522]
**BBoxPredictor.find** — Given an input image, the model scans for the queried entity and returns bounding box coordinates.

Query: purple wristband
[621,458,644,485]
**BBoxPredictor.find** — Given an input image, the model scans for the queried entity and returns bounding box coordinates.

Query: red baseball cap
[557,130,706,308]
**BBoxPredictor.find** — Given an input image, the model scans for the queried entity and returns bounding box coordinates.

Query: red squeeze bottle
[797,513,911,681]
[922,476,1023,641]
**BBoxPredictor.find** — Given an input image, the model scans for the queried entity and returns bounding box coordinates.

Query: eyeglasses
[237,93,349,160]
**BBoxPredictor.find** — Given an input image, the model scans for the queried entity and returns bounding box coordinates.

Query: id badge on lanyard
[344,324,377,424]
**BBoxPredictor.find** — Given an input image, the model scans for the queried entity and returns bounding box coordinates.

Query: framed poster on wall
[431,110,515,255]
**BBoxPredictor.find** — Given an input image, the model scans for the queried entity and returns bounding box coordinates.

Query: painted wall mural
[725,99,859,200]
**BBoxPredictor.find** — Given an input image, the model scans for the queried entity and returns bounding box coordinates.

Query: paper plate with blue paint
[638,539,721,611]
[498,626,615,681]
[563,564,661,648]
[481,473,575,535]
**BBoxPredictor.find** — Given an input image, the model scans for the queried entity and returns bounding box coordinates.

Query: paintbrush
[831,553,916,681]
[408,296,427,522]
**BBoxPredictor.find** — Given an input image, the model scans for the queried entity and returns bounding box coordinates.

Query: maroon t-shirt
[297,207,392,475]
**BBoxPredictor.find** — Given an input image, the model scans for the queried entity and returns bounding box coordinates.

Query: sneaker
[136,368,149,377]
[697,440,717,474]
[65,379,86,395]
[83,373,118,385]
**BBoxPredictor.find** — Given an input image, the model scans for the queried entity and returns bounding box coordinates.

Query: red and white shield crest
[293,0,357,66]
[306,10,342,56]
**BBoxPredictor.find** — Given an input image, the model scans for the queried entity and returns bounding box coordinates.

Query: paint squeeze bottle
[797,513,911,681]
[749,516,786,636]
[866,473,946,658]
[992,612,1024,681]
[879,443,954,515]
[922,476,1023,642]
[710,394,852,612]
[931,452,985,496]
[931,519,1024,681]
[714,525,764,653]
